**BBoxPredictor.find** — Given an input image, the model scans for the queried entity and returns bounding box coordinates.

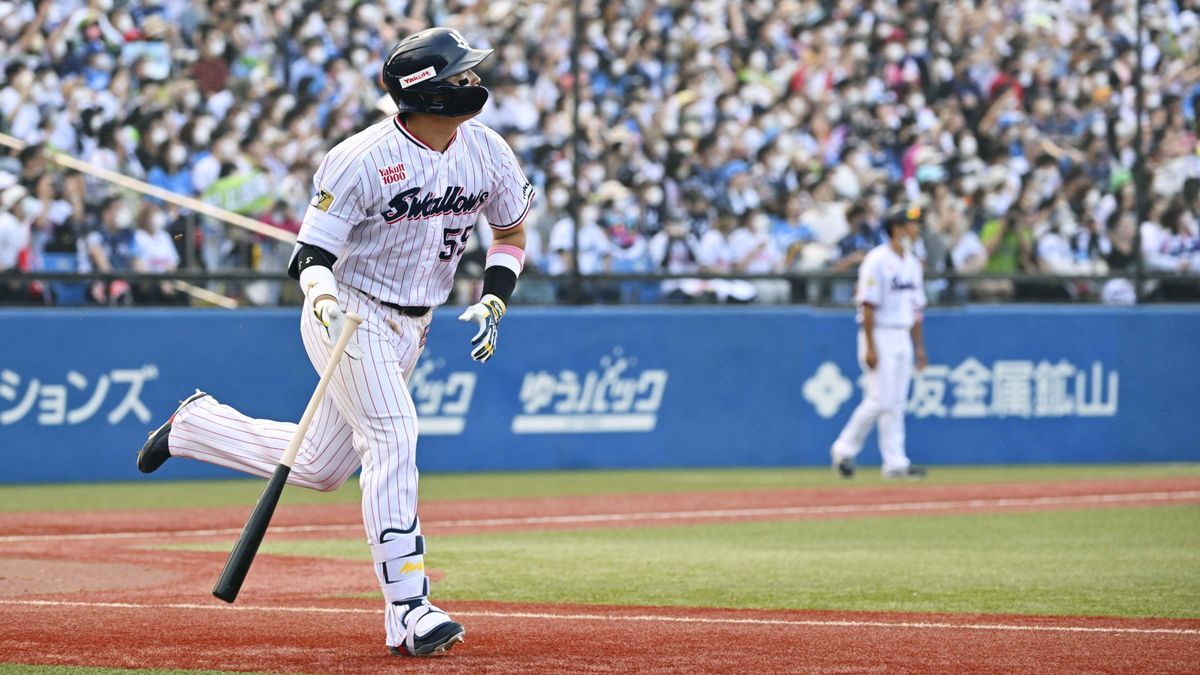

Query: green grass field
[2,466,1199,674]
[1,464,1197,511]
[3,465,1199,621]
[163,505,1200,618]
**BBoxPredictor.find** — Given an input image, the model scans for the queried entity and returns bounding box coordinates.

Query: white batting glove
[458,294,506,363]
[314,297,364,360]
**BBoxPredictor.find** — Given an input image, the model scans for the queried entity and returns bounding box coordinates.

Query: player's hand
[864,344,878,370]
[314,297,363,360]
[915,348,928,370]
[458,294,506,363]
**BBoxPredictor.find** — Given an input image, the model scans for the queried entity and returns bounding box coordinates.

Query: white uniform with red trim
[831,244,926,473]
[167,113,533,645]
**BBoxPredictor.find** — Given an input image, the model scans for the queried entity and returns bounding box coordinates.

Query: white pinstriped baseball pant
[169,287,432,644]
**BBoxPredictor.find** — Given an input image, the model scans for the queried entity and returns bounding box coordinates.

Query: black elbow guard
[287,243,338,280]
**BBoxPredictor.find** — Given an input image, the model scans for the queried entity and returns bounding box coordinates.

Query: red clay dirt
[1,477,1198,673]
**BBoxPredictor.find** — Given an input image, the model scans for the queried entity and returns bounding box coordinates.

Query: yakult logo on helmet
[400,66,437,88]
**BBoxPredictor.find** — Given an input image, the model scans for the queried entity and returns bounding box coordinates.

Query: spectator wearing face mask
[191,126,239,194]
[0,185,32,282]
[605,218,652,304]
[83,120,125,181]
[697,214,754,304]
[147,142,194,201]
[1036,211,1084,275]
[546,204,611,303]
[509,211,554,304]
[131,110,170,177]
[19,172,62,272]
[64,0,124,56]
[1032,203,1088,300]
[1144,200,1200,300]
[25,171,78,269]
[85,195,135,305]
[46,170,91,258]
[0,62,40,142]
[729,209,788,303]
[829,203,885,303]
[773,193,817,272]
[632,183,666,236]
[190,26,230,94]
[2,186,41,302]
[801,177,851,248]
[681,189,717,237]
[721,169,762,217]
[648,218,707,303]
[258,198,301,235]
[289,37,329,93]
[131,203,180,304]
[975,207,1037,301]
[1101,211,1139,305]
[1,0,1197,310]
[832,204,886,273]
[16,143,47,186]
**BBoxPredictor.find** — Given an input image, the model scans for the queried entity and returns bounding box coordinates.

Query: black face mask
[397,83,490,117]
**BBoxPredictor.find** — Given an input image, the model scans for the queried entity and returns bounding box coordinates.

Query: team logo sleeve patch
[313,189,335,212]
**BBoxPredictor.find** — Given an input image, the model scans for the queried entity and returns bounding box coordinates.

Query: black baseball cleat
[831,449,855,479]
[834,456,856,479]
[137,390,208,474]
[388,604,466,656]
[883,465,928,480]
[387,621,465,656]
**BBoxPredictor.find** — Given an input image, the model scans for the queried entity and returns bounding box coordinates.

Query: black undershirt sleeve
[481,265,518,305]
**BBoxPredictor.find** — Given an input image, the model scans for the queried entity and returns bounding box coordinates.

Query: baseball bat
[0,132,296,243]
[212,312,364,603]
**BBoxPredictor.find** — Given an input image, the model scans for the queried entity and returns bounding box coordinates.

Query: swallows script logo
[382,186,489,222]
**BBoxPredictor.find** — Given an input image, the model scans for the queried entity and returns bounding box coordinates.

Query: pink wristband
[486,244,525,275]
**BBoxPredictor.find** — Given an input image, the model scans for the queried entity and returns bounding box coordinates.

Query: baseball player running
[830,205,928,480]
[135,28,533,657]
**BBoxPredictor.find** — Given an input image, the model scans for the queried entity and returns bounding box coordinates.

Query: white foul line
[0,599,1195,636]
[1,490,1198,544]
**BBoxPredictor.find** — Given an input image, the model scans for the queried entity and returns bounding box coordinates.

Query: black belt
[380,302,430,317]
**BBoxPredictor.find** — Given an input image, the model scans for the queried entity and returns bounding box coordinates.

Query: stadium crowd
[1,0,1199,306]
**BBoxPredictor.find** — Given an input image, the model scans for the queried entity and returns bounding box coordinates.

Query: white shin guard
[370,530,428,604]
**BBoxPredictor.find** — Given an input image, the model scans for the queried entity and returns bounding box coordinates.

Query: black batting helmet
[884,203,923,235]
[381,28,493,117]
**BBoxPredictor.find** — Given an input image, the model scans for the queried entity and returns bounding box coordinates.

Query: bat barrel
[211,310,361,602]
[212,464,291,603]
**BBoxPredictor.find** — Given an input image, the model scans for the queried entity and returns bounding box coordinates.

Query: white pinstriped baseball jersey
[160,32,524,653]
[296,115,535,307]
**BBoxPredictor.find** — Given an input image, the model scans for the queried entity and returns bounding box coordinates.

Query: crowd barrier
[1,305,1196,483]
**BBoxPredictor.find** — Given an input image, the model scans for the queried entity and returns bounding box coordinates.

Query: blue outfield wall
[0,305,1197,483]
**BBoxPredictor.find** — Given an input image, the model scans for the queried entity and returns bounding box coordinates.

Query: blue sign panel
[0,306,1196,483]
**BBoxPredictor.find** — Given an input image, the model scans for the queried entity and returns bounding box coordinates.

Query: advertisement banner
[0,306,1196,483]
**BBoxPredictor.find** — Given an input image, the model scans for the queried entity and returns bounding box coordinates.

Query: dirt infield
[2,477,1198,673]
